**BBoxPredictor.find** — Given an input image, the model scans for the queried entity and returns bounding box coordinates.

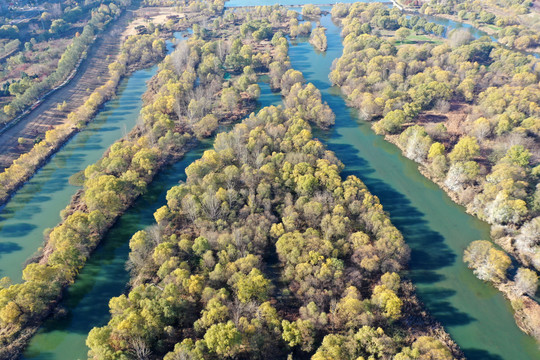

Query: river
[4,3,540,360]
[0,67,156,283]
[0,32,192,284]
[19,80,282,359]
[287,13,540,360]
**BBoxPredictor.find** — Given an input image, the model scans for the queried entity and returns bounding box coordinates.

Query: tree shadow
[0,223,37,238]
[0,241,23,255]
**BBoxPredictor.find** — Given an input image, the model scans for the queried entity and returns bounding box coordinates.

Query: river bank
[0,23,176,209]
[290,11,540,359]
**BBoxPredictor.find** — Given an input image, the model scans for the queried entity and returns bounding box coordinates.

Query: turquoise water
[20,81,281,360]
[0,31,189,284]
[0,67,156,283]
[4,5,539,360]
[287,14,540,360]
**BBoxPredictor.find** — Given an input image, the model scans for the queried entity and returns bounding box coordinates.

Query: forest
[330,1,540,341]
[86,72,452,360]
[0,0,539,359]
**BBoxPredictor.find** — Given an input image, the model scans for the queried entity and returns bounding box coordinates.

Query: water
[0,32,190,284]
[287,14,540,360]
[417,13,495,41]
[0,68,155,282]
[20,81,281,360]
[6,6,540,360]
[225,0,381,7]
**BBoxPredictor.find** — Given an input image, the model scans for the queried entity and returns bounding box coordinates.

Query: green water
[0,31,190,284]
[286,14,539,360]
[20,81,281,359]
[5,6,540,359]
[0,67,156,283]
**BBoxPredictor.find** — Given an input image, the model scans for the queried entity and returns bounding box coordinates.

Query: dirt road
[0,10,134,171]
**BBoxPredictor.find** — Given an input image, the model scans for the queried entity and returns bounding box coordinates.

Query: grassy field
[404,33,444,44]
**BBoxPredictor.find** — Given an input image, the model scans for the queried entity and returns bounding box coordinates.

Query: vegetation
[310,26,327,52]
[0,31,166,207]
[86,99,452,360]
[0,0,131,125]
[419,0,540,53]
[3,1,538,357]
[0,6,272,356]
[330,2,540,341]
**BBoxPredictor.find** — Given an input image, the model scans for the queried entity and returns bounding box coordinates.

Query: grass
[486,24,502,31]
[401,33,444,45]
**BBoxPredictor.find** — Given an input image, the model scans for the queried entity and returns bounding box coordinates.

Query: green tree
[449,136,480,162]
[204,321,242,357]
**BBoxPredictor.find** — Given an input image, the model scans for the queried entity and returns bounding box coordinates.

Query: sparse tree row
[419,0,540,53]
[0,10,278,357]
[330,3,540,341]
[0,31,166,208]
[86,102,454,360]
[1,0,130,125]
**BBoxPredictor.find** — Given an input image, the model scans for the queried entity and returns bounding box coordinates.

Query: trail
[0,9,134,171]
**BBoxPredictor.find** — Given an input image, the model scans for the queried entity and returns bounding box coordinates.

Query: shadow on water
[290,12,540,360]
[0,242,23,256]
[21,80,281,360]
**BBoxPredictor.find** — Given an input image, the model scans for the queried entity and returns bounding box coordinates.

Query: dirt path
[0,9,135,171]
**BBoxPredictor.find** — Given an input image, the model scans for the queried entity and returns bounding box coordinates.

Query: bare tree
[203,191,221,220]
[171,41,191,75]
[182,194,200,222]
[449,29,473,47]
[129,337,152,360]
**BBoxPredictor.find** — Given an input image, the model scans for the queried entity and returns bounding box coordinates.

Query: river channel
[0,66,157,282]
[2,3,539,360]
[20,81,281,359]
[288,13,540,360]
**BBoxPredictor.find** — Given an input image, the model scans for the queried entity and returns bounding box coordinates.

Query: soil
[124,7,187,37]
[0,9,136,172]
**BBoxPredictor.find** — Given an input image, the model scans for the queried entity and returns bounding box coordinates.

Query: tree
[395,336,453,360]
[221,88,239,112]
[449,136,480,162]
[464,240,511,283]
[395,28,411,44]
[233,268,271,303]
[515,217,540,271]
[514,268,538,296]
[204,321,242,357]
[50,19,69,35]
[374,110,406,134]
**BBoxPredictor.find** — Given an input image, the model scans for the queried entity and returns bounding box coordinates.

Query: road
[0,10,133,171]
